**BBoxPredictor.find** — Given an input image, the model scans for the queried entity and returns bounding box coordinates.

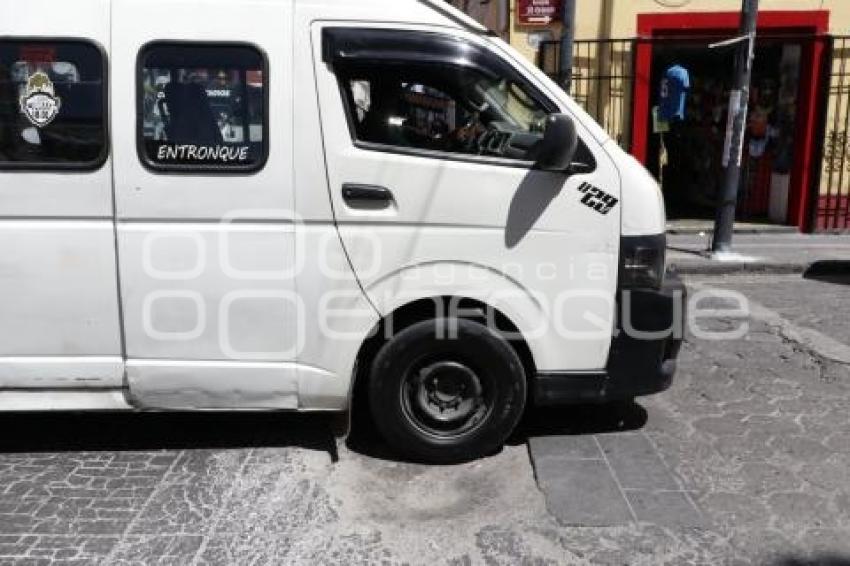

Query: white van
[0,0,683,462]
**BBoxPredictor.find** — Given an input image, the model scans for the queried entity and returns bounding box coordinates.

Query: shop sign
[517,0,562,26]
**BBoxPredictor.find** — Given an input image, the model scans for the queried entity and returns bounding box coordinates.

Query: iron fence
[540,39,635,151]
[815,35,850,231]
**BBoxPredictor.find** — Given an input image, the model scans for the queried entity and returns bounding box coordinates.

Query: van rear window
[0,39,107,170]
[138,43,267,173]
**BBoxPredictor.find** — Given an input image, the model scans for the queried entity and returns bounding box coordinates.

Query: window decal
[19,71,62,128]
[154,144,250,164]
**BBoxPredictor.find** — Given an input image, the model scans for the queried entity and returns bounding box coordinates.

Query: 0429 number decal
[577,182,619,215]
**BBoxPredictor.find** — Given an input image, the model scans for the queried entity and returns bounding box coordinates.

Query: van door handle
[342,184,394,208]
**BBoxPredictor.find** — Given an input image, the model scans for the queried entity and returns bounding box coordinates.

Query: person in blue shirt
[659,64,690,122]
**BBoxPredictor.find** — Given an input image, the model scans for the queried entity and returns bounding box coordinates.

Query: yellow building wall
[510,0,850,52]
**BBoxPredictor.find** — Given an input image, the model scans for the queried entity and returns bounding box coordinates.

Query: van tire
[368,318,527,463]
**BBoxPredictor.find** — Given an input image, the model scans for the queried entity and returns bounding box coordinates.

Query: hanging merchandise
[658,64,690,122]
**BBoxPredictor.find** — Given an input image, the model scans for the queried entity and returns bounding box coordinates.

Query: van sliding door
[111,0,299,409]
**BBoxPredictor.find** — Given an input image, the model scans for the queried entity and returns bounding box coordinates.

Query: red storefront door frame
[632,11,829,231]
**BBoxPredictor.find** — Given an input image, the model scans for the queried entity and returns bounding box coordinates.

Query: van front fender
[362,261,570,372]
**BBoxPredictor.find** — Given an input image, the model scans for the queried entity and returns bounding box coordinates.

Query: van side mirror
[534,113,579,172]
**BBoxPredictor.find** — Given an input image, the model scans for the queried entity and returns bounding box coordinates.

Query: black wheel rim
[399,357,494,440]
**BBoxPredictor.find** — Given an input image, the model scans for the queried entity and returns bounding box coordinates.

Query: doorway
[646,38,804,222]
[631,11,829,231]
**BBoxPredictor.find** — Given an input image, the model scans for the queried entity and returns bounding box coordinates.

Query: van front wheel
[368,318,527,463]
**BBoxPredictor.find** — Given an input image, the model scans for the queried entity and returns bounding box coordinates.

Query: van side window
[0,40,107,170]
[138,43,267,172]
[325,28,595,169]
[337,62,551,161]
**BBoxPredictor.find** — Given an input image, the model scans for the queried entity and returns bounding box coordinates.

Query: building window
[138,43,267,173]
[0,39,107,170]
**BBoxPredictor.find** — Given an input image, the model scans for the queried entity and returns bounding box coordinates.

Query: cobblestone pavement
[0,275,849,565]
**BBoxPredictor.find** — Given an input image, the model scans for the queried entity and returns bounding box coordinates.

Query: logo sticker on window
[19,71,62,128]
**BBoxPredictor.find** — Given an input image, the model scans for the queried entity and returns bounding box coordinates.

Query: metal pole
[560,0,577,92]
[712,0,759,253]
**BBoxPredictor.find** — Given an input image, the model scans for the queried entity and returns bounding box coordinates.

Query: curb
[666,227,798,236]
[670,261,809,276]
[670,259,850,277]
